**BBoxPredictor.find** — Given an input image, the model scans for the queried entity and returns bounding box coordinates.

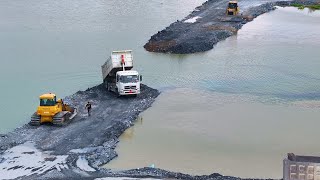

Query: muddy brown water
[105,89,320,178]
[103,7,320,179]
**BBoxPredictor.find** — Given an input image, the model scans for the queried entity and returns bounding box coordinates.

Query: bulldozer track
[52,112,69,126]
[52,109,77,126]
[30,108,77,126]
[30,113,41,126]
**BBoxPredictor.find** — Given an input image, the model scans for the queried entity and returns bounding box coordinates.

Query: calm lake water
[0,0,206,132]
[0,0,320,178]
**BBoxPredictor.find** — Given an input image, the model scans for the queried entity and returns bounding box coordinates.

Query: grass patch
[291,3,305,9]
[291,3,320,10]
[308,4,320,10]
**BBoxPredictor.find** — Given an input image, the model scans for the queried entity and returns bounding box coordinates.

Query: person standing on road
[85,102,92,116]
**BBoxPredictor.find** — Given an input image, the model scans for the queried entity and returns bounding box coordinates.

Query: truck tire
[115,88,120,97]
[107,83,110,91]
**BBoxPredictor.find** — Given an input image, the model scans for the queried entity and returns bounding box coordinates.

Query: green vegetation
[309,4,320,10]
[291,3,320,10]
[291,3,305,9]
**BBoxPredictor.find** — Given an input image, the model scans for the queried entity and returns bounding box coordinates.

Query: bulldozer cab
[228,2,238,9]
[39,94,57,106]
[39,94,67,111]
[31,93,77,126]
[227,1,239,15]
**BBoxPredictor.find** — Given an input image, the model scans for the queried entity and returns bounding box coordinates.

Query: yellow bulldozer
[30,93,77,126]
[226,1,240,15]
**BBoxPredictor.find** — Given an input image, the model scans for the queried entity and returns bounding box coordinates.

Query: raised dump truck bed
[284,153,320,180]
[101,50,141,96]
[101,50,133,82]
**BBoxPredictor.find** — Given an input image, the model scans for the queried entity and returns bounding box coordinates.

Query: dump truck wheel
[115,88,120,97]
[107,83,111,92]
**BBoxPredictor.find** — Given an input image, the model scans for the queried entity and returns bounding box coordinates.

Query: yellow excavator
[30,93,77,126]
[226,1,240,15]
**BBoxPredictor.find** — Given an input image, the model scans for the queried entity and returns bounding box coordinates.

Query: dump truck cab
[116,70,141,96]
[102,50,142,96]
[226,1,239,15]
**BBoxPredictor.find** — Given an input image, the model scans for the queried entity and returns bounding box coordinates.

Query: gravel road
[144,0,320,54]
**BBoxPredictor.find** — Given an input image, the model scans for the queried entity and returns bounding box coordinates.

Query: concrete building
[284,153,320,180]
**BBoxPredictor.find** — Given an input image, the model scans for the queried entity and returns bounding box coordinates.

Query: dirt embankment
[0,84,159,179]
[144,0,320,54]
[0,84,257,180]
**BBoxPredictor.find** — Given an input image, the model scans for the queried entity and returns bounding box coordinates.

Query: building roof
[39,93,56,99]
[288,153,320,163]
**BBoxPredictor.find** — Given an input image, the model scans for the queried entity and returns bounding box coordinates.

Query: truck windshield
[120,75,139,83]
[228,3,237,8]
[40,99,56,106]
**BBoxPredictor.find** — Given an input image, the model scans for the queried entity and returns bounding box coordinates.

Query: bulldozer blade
[69,108,77,120]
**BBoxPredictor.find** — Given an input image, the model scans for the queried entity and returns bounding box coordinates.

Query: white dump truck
[101,50,142,96]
